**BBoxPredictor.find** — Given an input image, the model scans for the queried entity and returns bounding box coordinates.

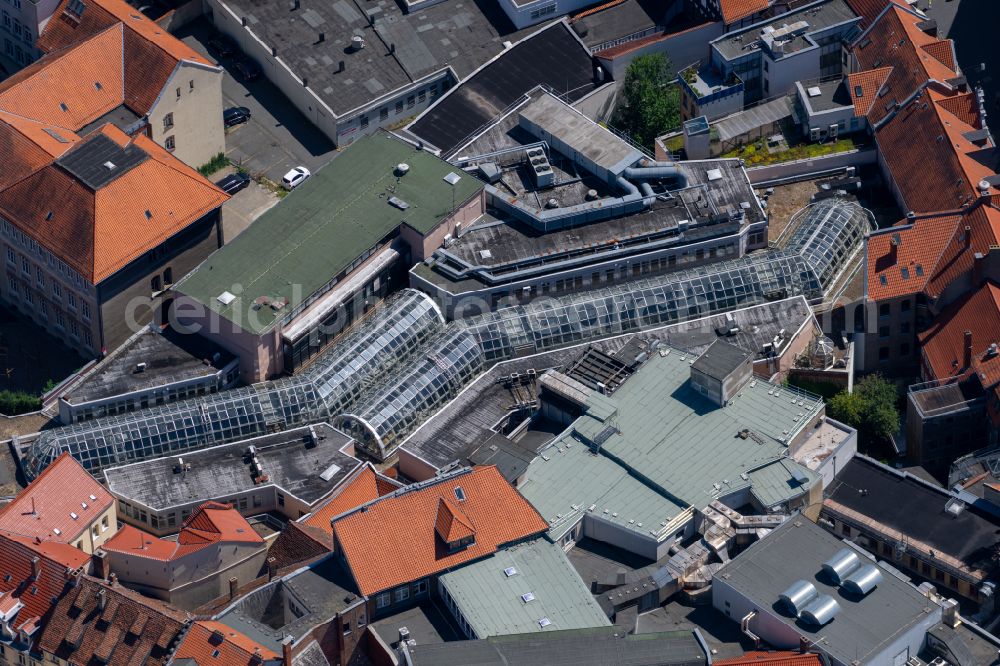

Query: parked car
[216,172,251,195]
[223,106,251,127]
[207,34,237,58]
[233,58,262,82]
[282,166,311,190]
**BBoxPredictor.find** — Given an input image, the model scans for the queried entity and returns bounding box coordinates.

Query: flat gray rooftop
[400,297,815,471]
[518,94,642,174]
[217,554,361,650]
[801,78,853,112]
[712,0,858,61]
[572,0,663,49]
[690,339,750,381]
[217,0,540,117]
[64,328,235,405]
[406,625,709,665]
[716,518,941,665]
[104,423,359,510]
[419,158,764,295]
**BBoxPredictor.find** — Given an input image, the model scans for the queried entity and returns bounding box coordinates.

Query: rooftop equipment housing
[779,579,817,617]
[841,564,883,597]
[799,594,840,626]
[821,547,861,584]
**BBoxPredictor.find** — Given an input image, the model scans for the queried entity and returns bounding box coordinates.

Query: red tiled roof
[922,39,956,71]
[853,5,960,124]
[0,452,113,543]
[300,464,399,536]
[266,522,332,571]
[715,652,824,666]
[0,129,227,284]
[865,211,960,301]
[0,26,124,130]
[434,497,476,543]
[719,0,768,24]
[0,531,90,638]
[845,0,902,30]
[875,89,997,214]
[102,503,262,563]
[919,281,1000,387]
[332,466,547,597]
[924,202,1000,299]
[174,621,279,666]
[847,67,892,117]
[39,0,210,66]
[38,576,189,666]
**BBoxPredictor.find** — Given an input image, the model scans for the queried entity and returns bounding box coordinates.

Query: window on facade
[151,275,162,292]
[879,303,890,317]
[277,493,285,506]
[406,95,415,109]
[360,115,369,129]
[342,621,351,635]
[376,593,390,609]
[417,90,425,103]
[165,136,175,151]
[879,347,889,361]
[175,87,181,99]
[900,299,911,312]
[395,100,403,113]
[163,113,173,130]
[21,256,29,274]
[81,302,90,320]
[83,329,92,347]
[189,80,194,91]
[67,292,75,310]
[394,587,409,603]
[379,107,388,121]
[900,321,910,334]
[879,325,889,339]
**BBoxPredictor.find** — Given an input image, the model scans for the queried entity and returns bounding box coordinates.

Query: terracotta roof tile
[38,576,189,666]
[719,0,768,24]
[266,522,331,571]
[845,0,898,30]
[332,466,547,597]
[0,452,113,543]
[854,5,960,124]
[122,27,182,115]
[0,116,64,191]
[175,621,279,666]
[0,531,89,639]
[922,39,956,71]
[434,497,476,543]
[865,214,958,301]
[715,652,824,666]
[919,282,1000,387]
[847,67,892,117]
[875,89,996,214]
[924,202,1000,299]
[0,26,124,130]
[300,465,399,535]
[0,129,227,284]
[40,0,209,65]
[102,503,261,563]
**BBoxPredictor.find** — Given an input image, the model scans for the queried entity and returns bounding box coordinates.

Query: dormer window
[435,497,476,553]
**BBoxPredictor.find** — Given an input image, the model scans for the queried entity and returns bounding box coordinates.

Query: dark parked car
[216,172,251,195]
[207,34,237,58]
[233,58,262,82]
[223,106,251,127]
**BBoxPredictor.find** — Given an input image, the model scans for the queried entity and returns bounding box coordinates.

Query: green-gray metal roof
[582,347,822,510]
[747,458,819,509]
[517,437,688,542]
[176,131,483,334]
[437,539,610,638]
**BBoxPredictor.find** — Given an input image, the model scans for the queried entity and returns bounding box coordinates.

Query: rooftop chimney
[229,577,239,599]
[98,588,107,611]
[109,572,118,586]
[31,556,41,580]
[267,557,277,581]
[980,179,992,199]
[281,636,294,666]
[964,330,973,369]
[974,252,985,286]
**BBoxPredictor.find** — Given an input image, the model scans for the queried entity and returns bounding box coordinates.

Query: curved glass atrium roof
[25,200,868,477]
[335,327,485,461]
[24,290,444,478]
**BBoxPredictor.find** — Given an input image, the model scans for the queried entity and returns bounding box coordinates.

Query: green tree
[612,54,680,150]
[827,373,899,447]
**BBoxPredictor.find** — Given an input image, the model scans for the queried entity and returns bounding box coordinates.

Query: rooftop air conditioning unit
[809,127,822,141]
[829,123,839,139]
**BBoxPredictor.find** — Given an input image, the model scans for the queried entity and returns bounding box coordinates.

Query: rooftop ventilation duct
[779,580,817,617]
[841,564,882,597]
[799,594,840,626]
[821,547,861,584]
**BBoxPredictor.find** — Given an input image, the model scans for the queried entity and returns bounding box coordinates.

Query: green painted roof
[175,131,483,334]
[437,539,610,638]
[587,348,822,509]
[521,347,822,530]
[517,436,687,542]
